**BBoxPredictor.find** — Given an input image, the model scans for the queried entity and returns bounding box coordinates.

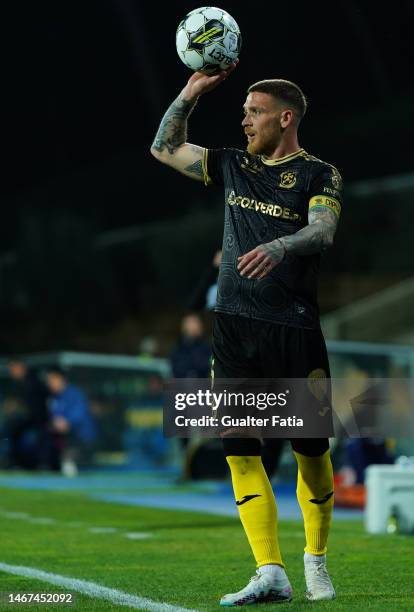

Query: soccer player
[151,65,342,605]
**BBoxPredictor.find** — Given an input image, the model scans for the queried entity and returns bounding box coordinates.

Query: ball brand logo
[189,20,225,49]
[278,170,297,189]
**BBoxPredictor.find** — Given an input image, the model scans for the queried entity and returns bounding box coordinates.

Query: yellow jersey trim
[309,195,341,217]
[260,148,305,166]
[202,148,212,185]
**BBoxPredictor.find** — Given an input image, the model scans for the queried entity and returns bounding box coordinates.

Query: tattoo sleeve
[278,206,339,256]
[152,95,197,155]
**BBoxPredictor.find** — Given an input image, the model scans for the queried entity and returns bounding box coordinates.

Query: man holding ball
[151,59,342,605]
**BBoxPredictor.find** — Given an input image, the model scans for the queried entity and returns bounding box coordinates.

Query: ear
[280,109,294,128]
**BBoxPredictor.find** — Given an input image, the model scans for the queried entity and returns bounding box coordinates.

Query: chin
[247,141,261,155]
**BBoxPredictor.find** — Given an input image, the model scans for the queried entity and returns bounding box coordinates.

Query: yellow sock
[226,455,283,567]
[294,449,334,555]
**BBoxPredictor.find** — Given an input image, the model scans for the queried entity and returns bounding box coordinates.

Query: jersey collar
[260,148,305,166]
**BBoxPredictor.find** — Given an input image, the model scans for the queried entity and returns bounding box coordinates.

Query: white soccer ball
[176,6,241,75]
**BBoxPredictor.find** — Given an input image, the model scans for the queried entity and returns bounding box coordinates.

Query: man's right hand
[181,61,238,101]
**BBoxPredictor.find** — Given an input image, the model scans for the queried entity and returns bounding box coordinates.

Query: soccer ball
[176,7,241,75]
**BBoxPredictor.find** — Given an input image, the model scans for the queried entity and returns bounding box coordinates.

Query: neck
[265,135,300,160]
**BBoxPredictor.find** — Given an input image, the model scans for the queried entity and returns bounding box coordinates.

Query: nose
[242,114,251,127]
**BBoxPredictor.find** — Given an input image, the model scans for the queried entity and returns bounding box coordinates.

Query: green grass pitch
[0,486,413,610]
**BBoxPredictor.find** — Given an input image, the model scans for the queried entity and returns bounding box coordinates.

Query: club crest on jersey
[278,170,297,189]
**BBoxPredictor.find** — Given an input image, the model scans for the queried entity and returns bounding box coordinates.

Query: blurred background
[1,0,414,498]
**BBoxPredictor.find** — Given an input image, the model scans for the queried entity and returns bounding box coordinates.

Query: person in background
[187,249,222,313]
[46,366,97,477]
[4,360,49,469]
[170,313,212,475]
[138,336,161,361]
[170,313,211,380]
[341,438,394,485]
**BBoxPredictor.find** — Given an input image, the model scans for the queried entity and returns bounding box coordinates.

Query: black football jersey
[202,148,343,328]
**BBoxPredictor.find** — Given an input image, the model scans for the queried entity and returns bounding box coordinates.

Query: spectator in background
[4,360,49,469]
[187,249,222,313]
[340,438,394,485]
[170,313,211,476]
[46,367,97,477]
[138,336,161,361]
[170,313,211,379]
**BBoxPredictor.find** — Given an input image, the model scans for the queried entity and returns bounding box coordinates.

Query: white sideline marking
[0,509,154,541]
[1,511,29,519]
[0,562,199,612]
[124,532,153,540]
[88,527,118,534]
[0,511,55,525]
[30,517,57,525]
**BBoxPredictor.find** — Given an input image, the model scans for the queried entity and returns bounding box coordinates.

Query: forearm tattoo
[260,239,286,263]
[152,95,197,155]
[278,207,338,256]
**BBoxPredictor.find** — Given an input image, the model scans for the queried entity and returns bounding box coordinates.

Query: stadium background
[1,1,414,609]
[2,0,414,352]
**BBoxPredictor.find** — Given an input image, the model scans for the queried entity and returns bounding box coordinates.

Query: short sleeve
[308,164,343,218]
[203,148,237,186]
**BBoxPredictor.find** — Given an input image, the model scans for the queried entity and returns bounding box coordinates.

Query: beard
[246,141,256,154]
[246,137,261,155]
[246,132,280,156]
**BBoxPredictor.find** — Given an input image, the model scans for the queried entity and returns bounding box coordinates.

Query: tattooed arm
[150,94,205,181]
[280,206,337,255]
[150,63,237,181]
[237,206,339,279]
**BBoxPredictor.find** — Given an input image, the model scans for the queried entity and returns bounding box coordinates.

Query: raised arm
[237,206,339,279]
[150,64,237,181]
[150,93,204,181]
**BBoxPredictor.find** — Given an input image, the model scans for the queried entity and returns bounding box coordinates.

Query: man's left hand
[237,240,285,279]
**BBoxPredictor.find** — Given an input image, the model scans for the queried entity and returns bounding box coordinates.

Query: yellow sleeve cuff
[202,148,212,186]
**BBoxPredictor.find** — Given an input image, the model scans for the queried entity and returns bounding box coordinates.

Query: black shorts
[212,313,332,456]
[212,312,330,379]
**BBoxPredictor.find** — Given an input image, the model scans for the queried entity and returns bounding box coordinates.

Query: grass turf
[0,486,413,611]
